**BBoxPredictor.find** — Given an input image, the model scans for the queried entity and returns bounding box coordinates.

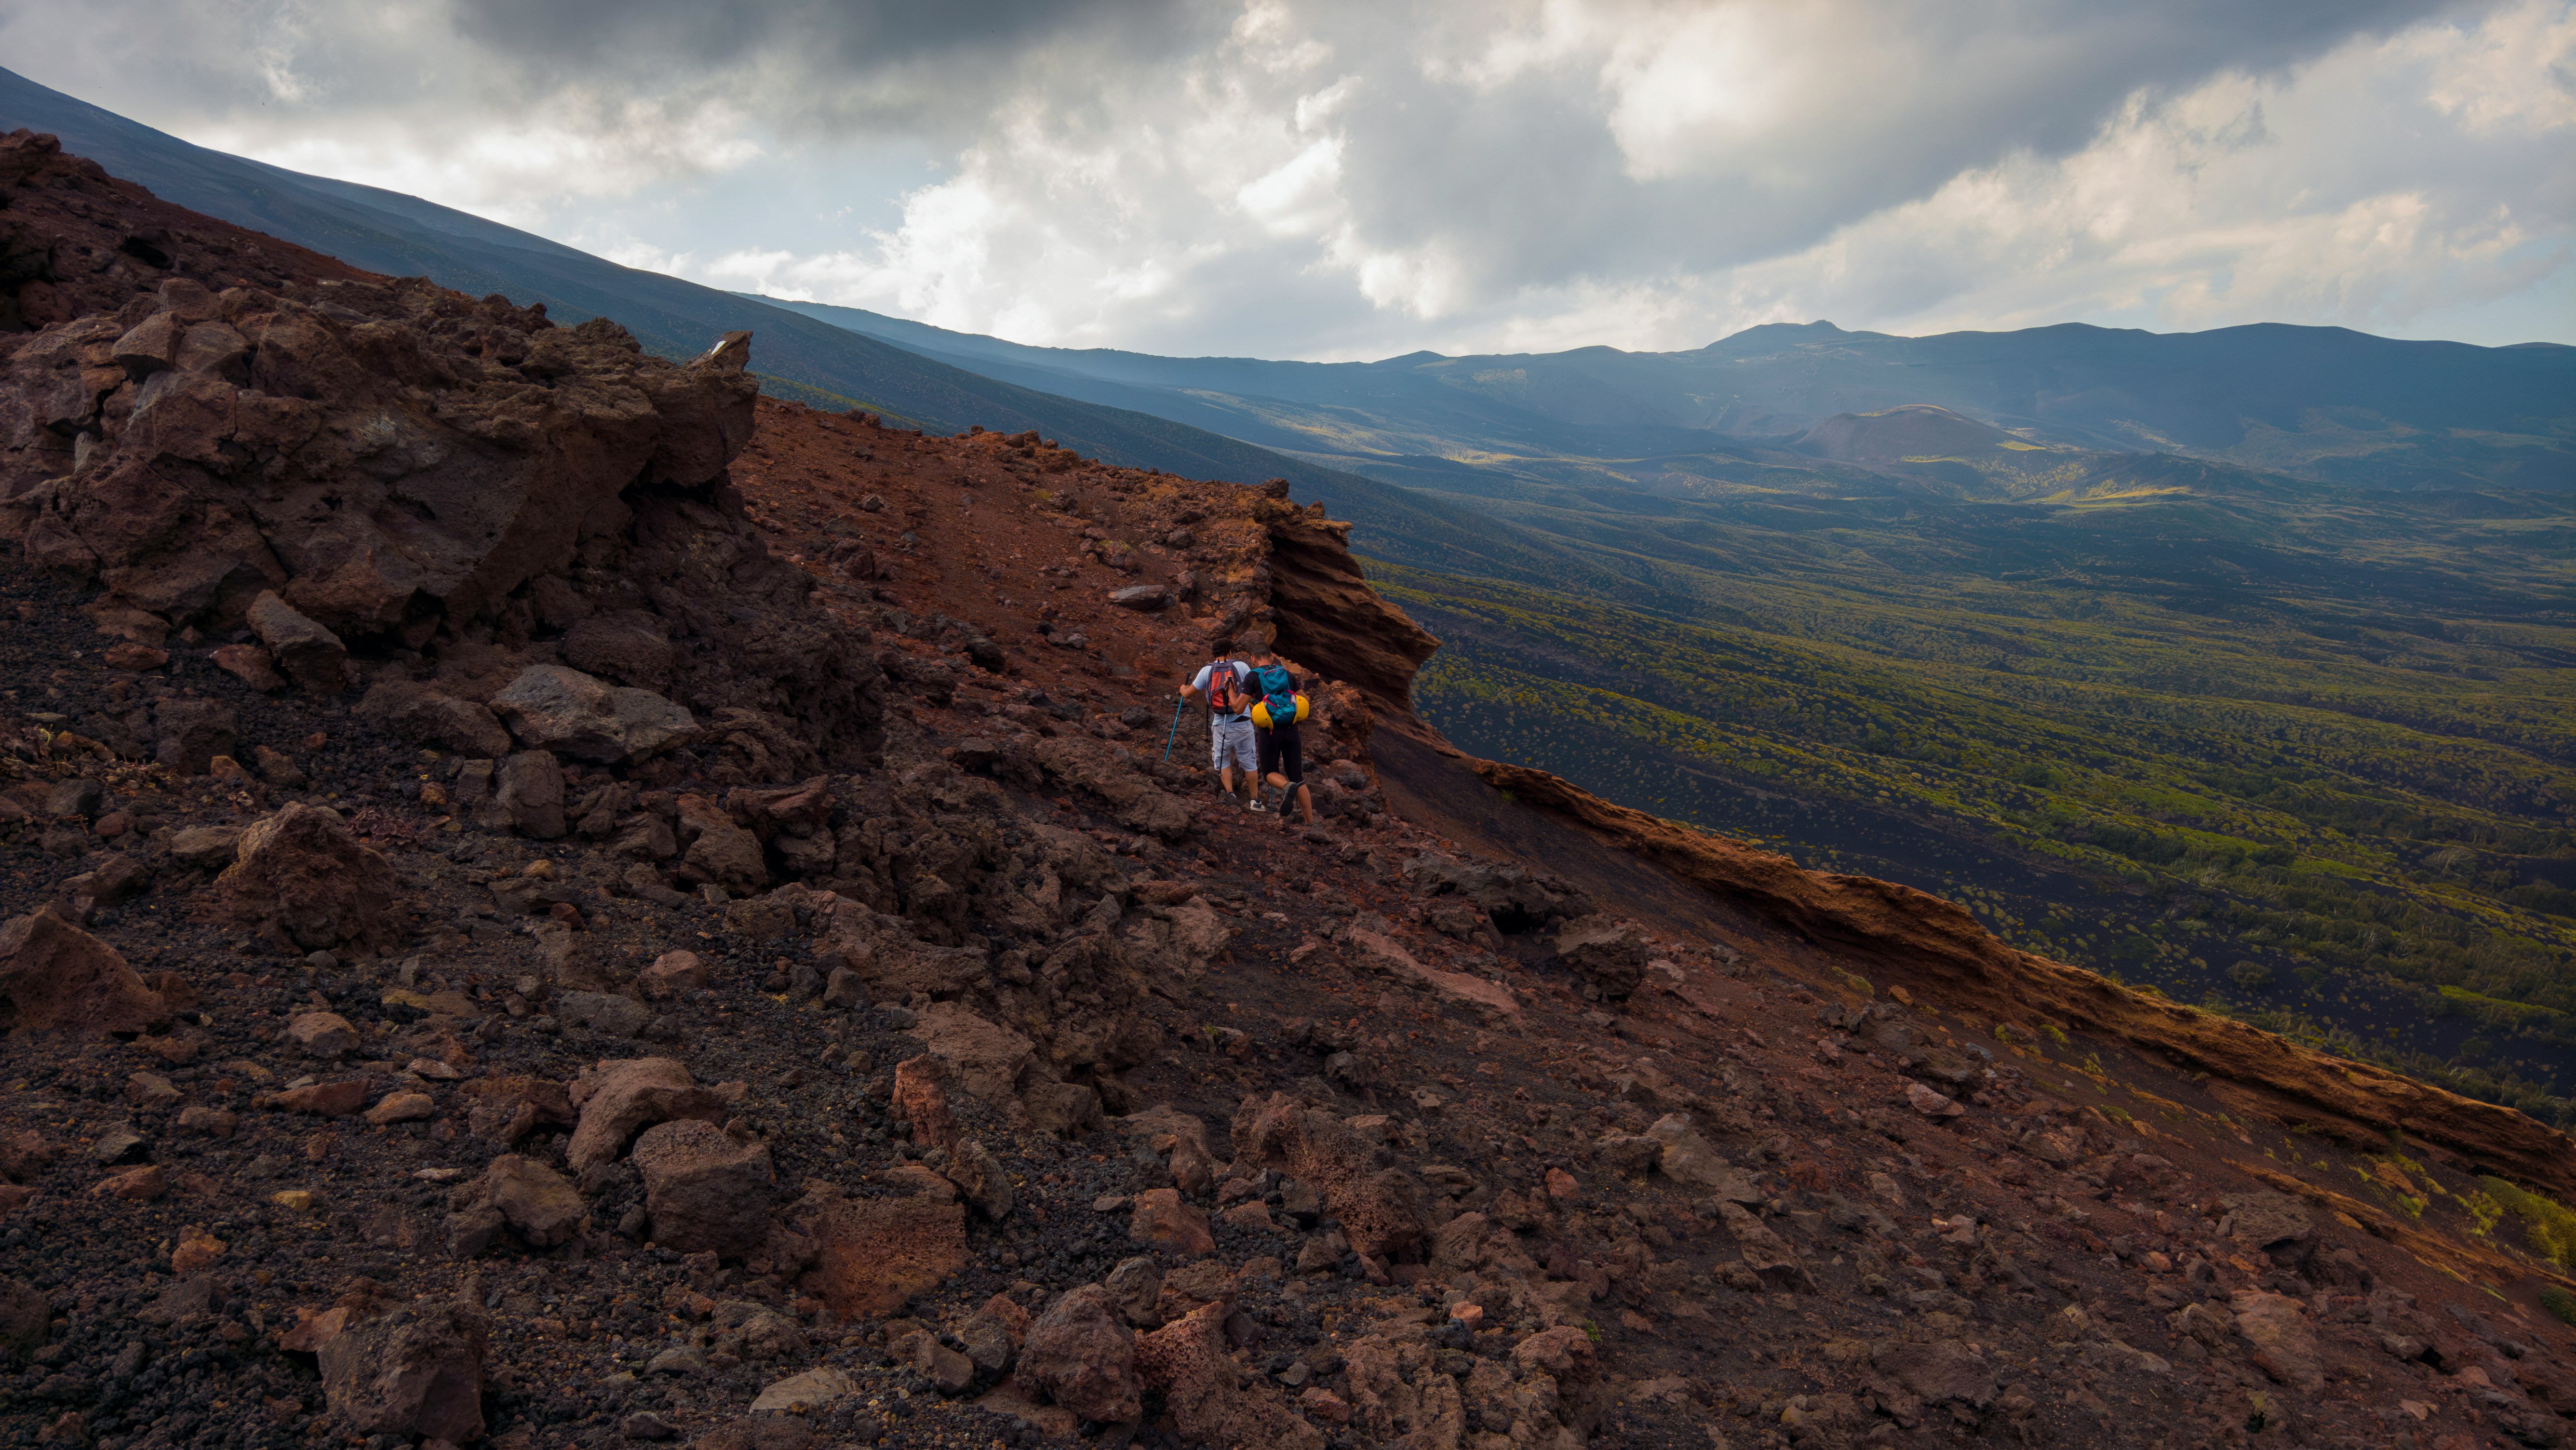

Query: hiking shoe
[1248,798,1267,813]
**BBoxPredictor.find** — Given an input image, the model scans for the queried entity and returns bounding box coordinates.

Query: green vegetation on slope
[1368,476,2576,1123]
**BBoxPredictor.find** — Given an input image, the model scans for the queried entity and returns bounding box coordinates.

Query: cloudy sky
[4,0,2569,358]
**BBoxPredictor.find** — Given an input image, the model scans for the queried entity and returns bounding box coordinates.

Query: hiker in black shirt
[1246,645,1315,827]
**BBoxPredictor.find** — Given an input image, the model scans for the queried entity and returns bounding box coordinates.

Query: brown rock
[1551,915,1650,999]
[460,1075,575,1145]
[175,1104,238,1137]
[0,1277,52,1354]
[209,643,287,692]
[1104,1257,1165,1328]
[637,949,709,999]
[632,1119,774,1255]
[566,1057,724,1175]
[1229,1093,1424,1259]
[496,751,566,840]
[1128,1188,1215,1254]
[354,679,511,757]
[92,1164,167,1200]
[801,1193,969,1321]
[939,1137,1014,1221]
[893,1054,960,1153]
[906,1003,1035,1103]
[365,1092,436,1126]
[166,825,242,871]
[286,1010,360,1059]
[1023,1081,1105,1138]
[102,641,167,671]
[1872,1338,1997,1408]
[2222,1192,2314,1249]
[1719,1201,1813,1291]
[216,803,394,950]
[490,664,697,765]
[2230,1290,2324,1390]
[0,909,165,1035]
[677,794,767,893]
[245,590,348,693]
[1020,1284,1143,1424]
[1135,1301,1323,1450]
[170,1225,226,1274]
[263,1079,370,1116]
[317,1299,488,1444]
[151,698,237,775]
[468,1154,587,1248]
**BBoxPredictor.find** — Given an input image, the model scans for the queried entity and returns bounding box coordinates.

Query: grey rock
[491,664,697,765]
[556,991,649,1037]
[1105,1256,1165,1329]
[749,1366,854,1412]
[495,751,566,840]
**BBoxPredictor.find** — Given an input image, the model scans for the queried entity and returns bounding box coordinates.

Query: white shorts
[1210,716,1256,773]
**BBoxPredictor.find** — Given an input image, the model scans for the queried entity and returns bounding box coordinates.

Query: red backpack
[1205,659,1248,715]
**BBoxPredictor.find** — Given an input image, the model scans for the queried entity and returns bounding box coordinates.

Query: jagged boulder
[451,1154,587,1250]
[216,802,395,950]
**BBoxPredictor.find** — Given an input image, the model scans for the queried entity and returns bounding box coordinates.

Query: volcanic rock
[1136,1301,1324,1450]
[1020,1284,1143,1424]
[245,590,349,693]
[633,1119,774,1255]
[567,1058,724,1175]
[316,1299,489,1444]
[216,802,394,950]
[490,663,698,764]
[0,910,163,1035]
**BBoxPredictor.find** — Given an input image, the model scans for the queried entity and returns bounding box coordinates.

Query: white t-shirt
[1190,660,1252,717]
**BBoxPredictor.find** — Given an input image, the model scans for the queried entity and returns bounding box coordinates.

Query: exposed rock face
[215,802,394,950]
[0,910,163,1035]
[1550,915,1650,1000]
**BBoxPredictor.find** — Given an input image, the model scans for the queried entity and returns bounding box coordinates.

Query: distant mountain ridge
[759,298,2575,494]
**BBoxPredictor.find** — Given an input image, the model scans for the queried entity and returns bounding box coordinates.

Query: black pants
[1256,722,1303,787]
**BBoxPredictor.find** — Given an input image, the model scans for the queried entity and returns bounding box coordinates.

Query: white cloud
[1,0,2565,355]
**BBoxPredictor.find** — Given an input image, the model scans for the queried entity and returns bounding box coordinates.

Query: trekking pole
[1160,698,1184,763]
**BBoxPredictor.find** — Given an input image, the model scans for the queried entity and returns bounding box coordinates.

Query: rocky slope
[0,133,2571,1450]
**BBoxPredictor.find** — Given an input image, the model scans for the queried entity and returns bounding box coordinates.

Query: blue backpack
[1252,663,1303,727]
